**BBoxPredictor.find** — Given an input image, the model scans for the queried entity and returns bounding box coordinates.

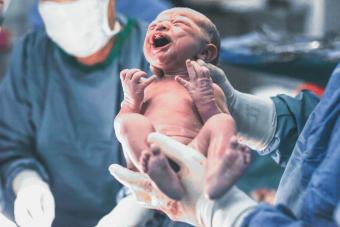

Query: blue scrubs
[0,16,150,227]
[116,0,172,22]
[242,64,340,226]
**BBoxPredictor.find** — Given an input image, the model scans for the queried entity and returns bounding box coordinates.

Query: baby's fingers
[131,71,148,83]
[186,59,198,81]
[191,60,210,79]
[175,76,190,90]
[141,75,157,88]
[120,69,129,81]
[124,69,141,80]
[196,59,207,67]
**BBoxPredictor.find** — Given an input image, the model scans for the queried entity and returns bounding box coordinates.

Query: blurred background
[1,0,339,204]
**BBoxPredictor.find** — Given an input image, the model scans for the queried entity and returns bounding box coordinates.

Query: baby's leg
[114,113,155,171]
[205,137,250,199]
[189,113,251,199]
[114,113,184,200]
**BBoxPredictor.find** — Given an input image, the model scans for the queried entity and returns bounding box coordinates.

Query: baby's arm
[195,83,229,122]
[176,60,227,122]
[116,69,157,117]
[114,69,157,169]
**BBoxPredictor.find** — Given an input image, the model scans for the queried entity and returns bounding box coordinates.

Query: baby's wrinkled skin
[114,8,250,200]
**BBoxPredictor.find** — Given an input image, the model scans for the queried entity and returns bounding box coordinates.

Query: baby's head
[144,7,220,75]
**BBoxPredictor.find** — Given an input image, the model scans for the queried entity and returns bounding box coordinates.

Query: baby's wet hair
[160,7,221,65]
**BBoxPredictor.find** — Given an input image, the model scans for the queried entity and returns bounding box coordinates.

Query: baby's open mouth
[152,34,171,48]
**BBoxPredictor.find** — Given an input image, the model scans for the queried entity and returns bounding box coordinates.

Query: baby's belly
[144,107,202,145]
[143,85,203,145]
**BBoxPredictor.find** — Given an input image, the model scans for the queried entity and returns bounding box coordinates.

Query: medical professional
[0,0,163,226]
[110,63,339,226]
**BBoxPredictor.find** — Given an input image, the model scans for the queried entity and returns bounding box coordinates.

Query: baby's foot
[140,144,184,200]
[205,137,251,199]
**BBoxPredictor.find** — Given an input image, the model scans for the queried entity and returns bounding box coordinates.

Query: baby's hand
[120,69,157,111]
[196,59,227,86]
[175,60,220,122]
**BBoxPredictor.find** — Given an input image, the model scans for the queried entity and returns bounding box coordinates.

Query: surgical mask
[0,0,12,25]
[38,0,121,57]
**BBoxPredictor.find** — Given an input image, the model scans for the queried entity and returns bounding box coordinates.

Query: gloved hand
[96,195,153,227]
[197,59,277,151]
[110,132,257,226]
[110,132,206,225]
[120,69,157,112]
[13,170,55,227]
[0,212,17,227]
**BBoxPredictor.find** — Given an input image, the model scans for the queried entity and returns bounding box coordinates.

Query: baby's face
[144,9,209,74]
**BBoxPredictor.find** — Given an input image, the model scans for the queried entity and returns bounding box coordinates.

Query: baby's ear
[197,43,218,63]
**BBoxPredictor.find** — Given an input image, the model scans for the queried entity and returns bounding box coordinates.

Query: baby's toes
[150,144,161,156]
[229,136,239,150]
[239,145,251,164]
[140,150,151,173]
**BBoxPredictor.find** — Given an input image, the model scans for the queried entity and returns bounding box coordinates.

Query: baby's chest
[143,85,193,111]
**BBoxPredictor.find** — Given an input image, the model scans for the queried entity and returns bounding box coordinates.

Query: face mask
[0,0,12,25]
[38,0,121,57]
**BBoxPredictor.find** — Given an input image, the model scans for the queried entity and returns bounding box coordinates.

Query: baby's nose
[155,21,170,31]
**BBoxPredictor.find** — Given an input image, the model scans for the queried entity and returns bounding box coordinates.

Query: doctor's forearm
[229,91,277,152]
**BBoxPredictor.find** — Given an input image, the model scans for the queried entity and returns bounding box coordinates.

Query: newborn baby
[114,7,250,200]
